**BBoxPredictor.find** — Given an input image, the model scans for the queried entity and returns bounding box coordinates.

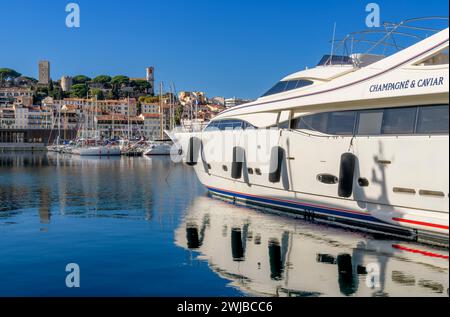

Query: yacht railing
[324,16,449,67]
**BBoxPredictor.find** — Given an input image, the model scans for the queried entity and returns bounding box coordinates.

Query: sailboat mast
[57,103,61,145]
[128,96,130,140]
[94,95,98,139]
[159,82,164,140]
[112,102,115,140]
[169,83,174,131]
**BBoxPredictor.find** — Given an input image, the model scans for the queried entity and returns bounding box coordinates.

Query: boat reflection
[176,196,449,297]
[0,152,197,224]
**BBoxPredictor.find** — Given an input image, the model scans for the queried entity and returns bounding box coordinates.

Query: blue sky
[0,0,448,98]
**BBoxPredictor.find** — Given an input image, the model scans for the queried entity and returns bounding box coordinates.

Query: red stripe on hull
[392,217,449,230]
[392,244,449,260]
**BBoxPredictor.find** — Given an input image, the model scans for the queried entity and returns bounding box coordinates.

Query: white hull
[72,146,121,156]
[174,129,448,244]
[144,143,172,156]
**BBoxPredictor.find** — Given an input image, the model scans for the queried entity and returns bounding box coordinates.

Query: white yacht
[71,139,121,156]
[173,19,449,245]
[144,141,173,156]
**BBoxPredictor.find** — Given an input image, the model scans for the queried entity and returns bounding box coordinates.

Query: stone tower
[146,67,155,95]
[38,60,51,85]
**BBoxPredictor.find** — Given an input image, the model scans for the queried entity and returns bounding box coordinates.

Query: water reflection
[176,196,449,297]
[0,153,447,297]
[0,152,202,224]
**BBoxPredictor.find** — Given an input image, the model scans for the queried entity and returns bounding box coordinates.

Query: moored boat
[173,18,450,246]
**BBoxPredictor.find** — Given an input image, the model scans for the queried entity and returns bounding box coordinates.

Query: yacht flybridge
[173,18,449,246]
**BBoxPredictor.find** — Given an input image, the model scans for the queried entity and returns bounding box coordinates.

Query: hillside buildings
[225,97,251,108]
[1,61,251,145]
[0,88,34,105]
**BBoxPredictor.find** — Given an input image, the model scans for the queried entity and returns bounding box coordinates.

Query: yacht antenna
[329,22,337,65]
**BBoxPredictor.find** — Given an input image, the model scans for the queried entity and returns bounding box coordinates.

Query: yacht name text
[369,77,445,93]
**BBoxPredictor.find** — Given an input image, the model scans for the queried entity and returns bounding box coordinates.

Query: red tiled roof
[142,113,160,118]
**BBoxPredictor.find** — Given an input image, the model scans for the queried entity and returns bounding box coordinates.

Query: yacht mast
[329,22,337,65]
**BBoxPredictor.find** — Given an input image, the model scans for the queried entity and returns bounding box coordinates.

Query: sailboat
[72,96,121,156]
[145,82,173,156]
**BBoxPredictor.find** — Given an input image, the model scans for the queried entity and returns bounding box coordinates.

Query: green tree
[139,95,160,103]
[92,75,112,84]
[0,68,22,85]
[111,82,120,99]
[111,75,129,86]
[70,84,89,98]
[0,68,21,79]
[175,104,184,125]
[90,88,105,100]
[131,80,151,94]
[104,90,115,100]
[72,75,91,85]
[33,86,49,105]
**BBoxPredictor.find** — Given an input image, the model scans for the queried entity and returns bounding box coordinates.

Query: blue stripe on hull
[207,186,384,225]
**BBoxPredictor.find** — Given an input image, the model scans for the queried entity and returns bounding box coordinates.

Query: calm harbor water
[0,153,448,297]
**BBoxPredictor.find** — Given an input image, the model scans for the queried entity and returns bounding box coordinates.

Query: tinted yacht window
[219,120,236,130]
[292,105,448,136]
[262,79,313,97]
[416,105,449,134]
[327,111,356,135]
[285,80,298,91]
[357,110,383,135]
[263,82,288,96]
[204,121,219,131]
[295,113,328,134]
[205,120,255,131]
[232,121,243,130]
[381,107,417,134]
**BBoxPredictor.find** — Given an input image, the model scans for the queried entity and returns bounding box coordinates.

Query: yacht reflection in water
[176,197,449,297]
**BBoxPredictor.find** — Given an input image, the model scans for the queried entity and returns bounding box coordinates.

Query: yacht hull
[173,129,449,246]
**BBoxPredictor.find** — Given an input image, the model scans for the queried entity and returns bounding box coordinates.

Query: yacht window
[204,121,219,131]
[285,80,298,91]
[233,121,243,130]
[416,105,449,134]
[242,121,256,130]
[381,107,417,135]
[207,120,255,131]
[294,112,328,134]
[262,79,313,97]
[219,120,236,130]
[327,111,356,135]
[317,55,353,66]
[416,48,449,66]
[292,105,447,136]
[357,110,383,135]
[263,81,288,97]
